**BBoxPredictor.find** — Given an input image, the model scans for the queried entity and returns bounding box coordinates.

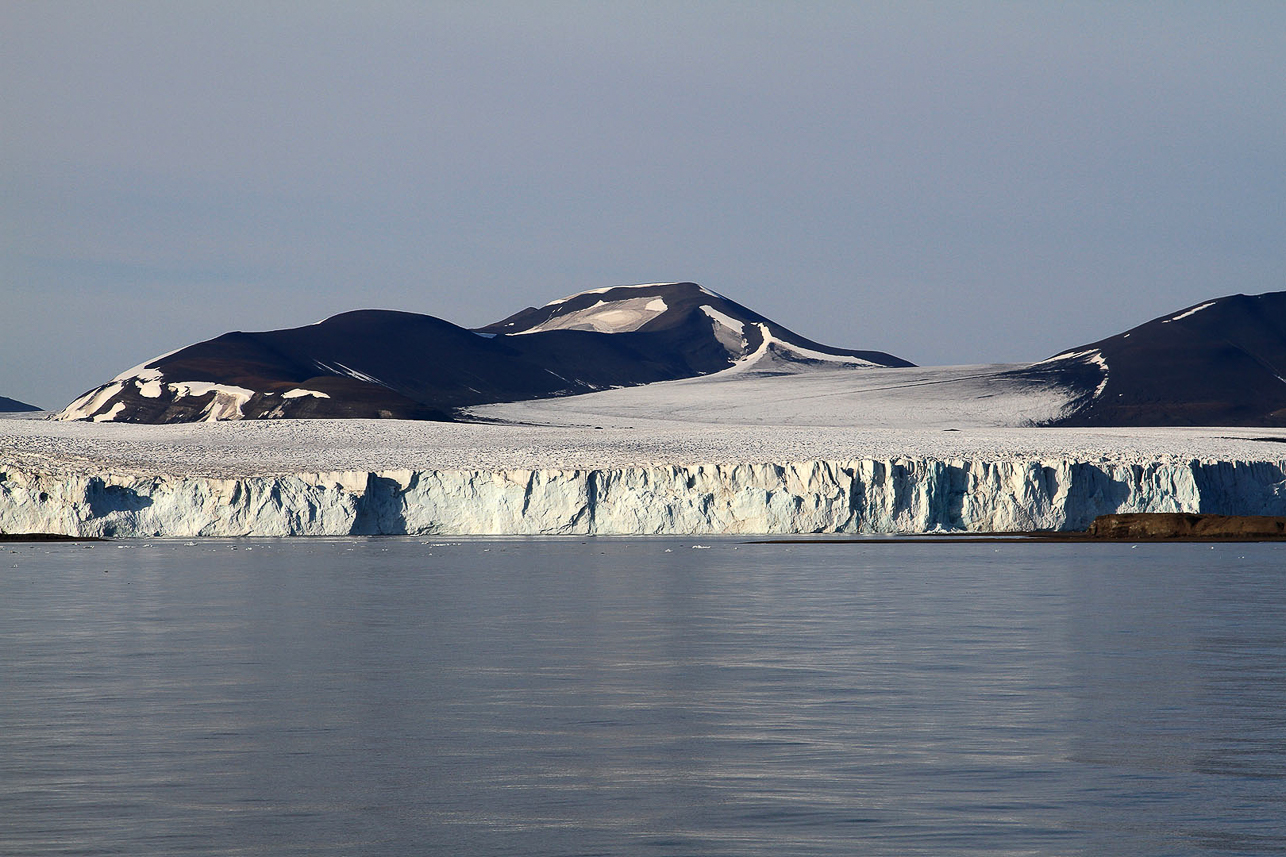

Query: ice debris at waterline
[3,458,1286,538]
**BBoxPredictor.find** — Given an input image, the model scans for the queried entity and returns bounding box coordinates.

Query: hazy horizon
[5,2,1284,409]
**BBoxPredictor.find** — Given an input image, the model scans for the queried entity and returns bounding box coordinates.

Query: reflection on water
[1,538,1283,855]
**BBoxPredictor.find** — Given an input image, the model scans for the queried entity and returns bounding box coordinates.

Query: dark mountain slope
[56,282,911,423]
[0,395,40,413]
[1012,292,1286,426]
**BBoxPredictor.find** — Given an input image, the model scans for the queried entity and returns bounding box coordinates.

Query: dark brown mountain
[1010,291,1286,426]
[56,282,912,423]
[0,395,41,413]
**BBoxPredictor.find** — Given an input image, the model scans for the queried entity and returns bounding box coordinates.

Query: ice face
[3,418,1284,537]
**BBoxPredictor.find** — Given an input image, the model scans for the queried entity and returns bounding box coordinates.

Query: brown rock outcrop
[1088,513,1286,540]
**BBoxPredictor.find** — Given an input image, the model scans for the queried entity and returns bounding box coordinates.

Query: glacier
[3,456,1285,538]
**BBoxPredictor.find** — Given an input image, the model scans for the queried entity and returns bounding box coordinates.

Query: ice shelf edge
[2,458,1285,537]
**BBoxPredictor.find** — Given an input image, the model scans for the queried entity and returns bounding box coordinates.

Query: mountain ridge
[49,283,1286,427]
[1006,291,1286,426]
[56,282,911,424]
[0,395,40,413]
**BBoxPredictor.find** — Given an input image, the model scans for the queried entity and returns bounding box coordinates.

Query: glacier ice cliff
[3,457,1285,537]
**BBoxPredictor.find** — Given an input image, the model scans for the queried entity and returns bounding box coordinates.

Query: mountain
[56,282,912,423]
[0,395,40,413]
[470,289,1286,430]
[478,281,913,369]
[1010,291,1286,426]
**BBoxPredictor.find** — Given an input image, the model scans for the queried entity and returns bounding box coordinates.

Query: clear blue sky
[4,2,1284,408]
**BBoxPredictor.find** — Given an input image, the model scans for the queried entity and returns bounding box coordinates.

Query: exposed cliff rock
[1087,512,1286,540]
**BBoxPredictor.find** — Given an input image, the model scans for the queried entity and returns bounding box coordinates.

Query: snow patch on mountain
[1035,348,1110,398]
[1163,301,1217,323]
[700,305,748,354]
[766,336,882,368]
[165,383,256,421]
[717,323,882,373]
[282,388,331,400]
[60,382,128,421]
[110,354,176,384]
[540,282,686,308]
[58,373,261,423]
[512,296,670,335]
[92,402,126,423]
[699,305,745,335]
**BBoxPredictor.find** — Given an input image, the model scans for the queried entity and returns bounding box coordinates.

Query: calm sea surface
[2,537,1284,856]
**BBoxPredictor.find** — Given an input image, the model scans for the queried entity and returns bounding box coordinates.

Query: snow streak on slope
[700,306,747,353]
[739,324,885,369]
[1034,348,1110,398]
[1163,301,1217,323]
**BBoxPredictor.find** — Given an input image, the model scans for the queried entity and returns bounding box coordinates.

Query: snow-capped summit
[54,282,910,424]
[479,281,913,370]
[489,282,723,335]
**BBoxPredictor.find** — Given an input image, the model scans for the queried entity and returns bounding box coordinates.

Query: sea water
[1,537,1283,856]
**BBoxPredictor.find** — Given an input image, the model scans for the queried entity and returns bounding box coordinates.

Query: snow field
[2,416,1282,479]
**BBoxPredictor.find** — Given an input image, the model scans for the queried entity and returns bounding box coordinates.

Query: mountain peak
[477,281,913,370]
[0,395,41,413]
[1022,290,1286,426]
[54,282,910,423]
[482,282,714,336]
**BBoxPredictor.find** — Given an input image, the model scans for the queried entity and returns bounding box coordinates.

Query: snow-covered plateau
[3,411,1285,537]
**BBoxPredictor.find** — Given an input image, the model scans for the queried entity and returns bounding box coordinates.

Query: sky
[4,1,1284,409]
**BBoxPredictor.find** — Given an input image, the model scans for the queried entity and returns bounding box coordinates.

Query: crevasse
[2,458,1284,538]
